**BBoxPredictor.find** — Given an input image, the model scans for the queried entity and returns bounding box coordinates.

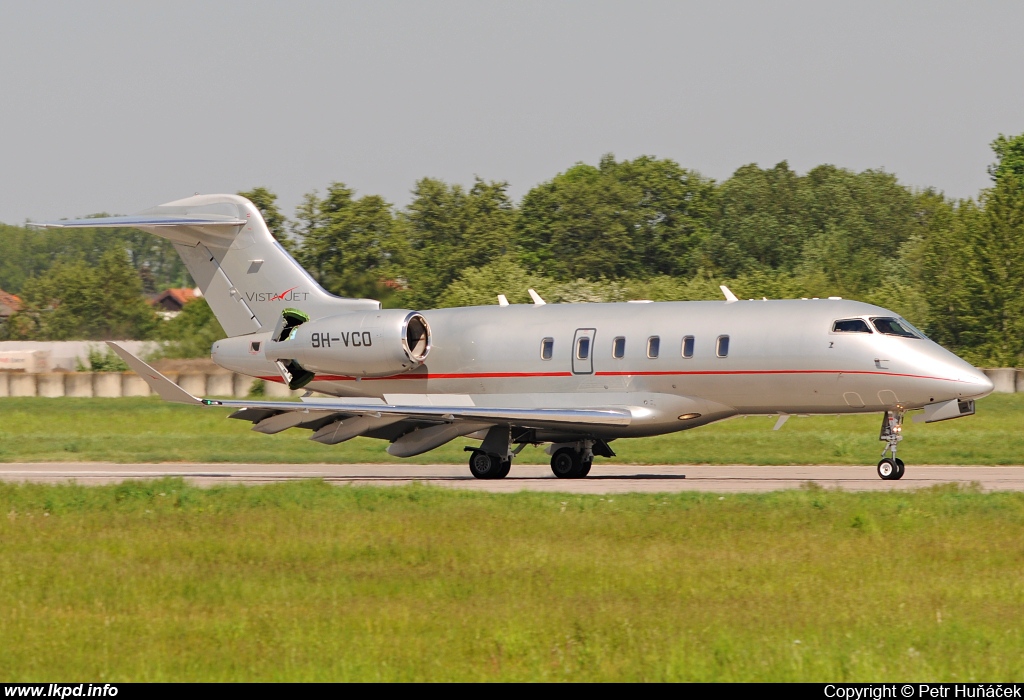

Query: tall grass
[1,394,1024,465]
[1,480,1022,681]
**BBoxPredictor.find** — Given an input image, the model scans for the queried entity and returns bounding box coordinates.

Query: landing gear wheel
[493,459,512,480]
[579,459,592,477]
[469,450,500,479]
[894,458,905,480]
[551,447,585,479]
[877,458,898,481]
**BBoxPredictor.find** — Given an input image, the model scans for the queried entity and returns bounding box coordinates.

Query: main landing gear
[467,449,511,479]
[549,440,613,479]
[550,446,592,479]
[877,410,906,480]
[466,425,516,480]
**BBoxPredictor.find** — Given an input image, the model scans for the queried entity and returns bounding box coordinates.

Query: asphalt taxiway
[1,463,1023,492]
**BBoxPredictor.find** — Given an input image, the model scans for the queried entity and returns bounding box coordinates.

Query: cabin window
[540,337,554,360]
[681,335,694,358]
[647,336,660,359]
[870,317,920,339]
[576,336,590,360]
[612,337,626,359]
[716,335,730,358]
[832,319,872,333]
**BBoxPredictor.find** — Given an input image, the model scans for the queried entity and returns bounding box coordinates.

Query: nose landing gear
[877,410,906,480]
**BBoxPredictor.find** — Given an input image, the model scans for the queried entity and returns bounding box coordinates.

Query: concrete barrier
[177,373,207,397]
[1017,370,1024,394]
[263,380,302,398]
[206,373,234,397]
[234,374,256,397]
[983,368,1017,393]
[9,374,37,397]
[37,374,66,398]
[0,373,8,398]
[65,373,94,398]
[122,373,152,397]
[93,373,122,398]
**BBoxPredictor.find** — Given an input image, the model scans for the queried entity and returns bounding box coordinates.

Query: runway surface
[2,463,1024,492]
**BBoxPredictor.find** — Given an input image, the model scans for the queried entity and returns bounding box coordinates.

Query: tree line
[2,133,1023,366]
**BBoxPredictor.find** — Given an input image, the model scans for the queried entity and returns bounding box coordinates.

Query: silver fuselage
[212,298,993,441]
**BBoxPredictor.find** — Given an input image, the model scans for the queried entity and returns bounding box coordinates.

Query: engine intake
[265,309,431,381]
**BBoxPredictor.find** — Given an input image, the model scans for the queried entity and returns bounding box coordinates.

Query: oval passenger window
[647,336,660,359]
[682,336,694,358]
[716,335,730,358]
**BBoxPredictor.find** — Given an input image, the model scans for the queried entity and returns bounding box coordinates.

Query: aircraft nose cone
[964,368,994,398]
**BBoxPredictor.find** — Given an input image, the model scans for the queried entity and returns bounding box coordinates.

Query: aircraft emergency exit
[35,194,994,481]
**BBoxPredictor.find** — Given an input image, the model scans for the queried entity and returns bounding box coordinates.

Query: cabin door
[572,328,596,375]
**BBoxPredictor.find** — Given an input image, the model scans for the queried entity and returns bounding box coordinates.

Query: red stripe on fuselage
[258,369,963,384]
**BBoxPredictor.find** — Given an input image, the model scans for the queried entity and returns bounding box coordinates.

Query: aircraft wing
[106,343,632,455]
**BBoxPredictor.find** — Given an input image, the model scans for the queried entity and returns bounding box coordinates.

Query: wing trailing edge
[106,343,633,430]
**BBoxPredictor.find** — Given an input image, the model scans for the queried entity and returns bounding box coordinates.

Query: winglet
[720,285,738,302]
[105,342,203,404]
[528,288,546,305]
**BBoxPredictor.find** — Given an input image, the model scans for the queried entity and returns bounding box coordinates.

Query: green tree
[988,133,1024,183]
[157,297,226,358]
[0,223,189,295]
[294,183,403,300]
[517,161,637,280]
[969,175,1024,365]
[401,177,515,307]
[517,155,715,281]
[707,162,805,276]
[5,249,159,340]
[795,166,917,298]
[436,256,551,308]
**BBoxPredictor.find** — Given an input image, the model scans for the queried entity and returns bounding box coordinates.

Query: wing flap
[108,343,633,429]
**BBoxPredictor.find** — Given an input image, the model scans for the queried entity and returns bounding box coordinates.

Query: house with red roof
[150,287,202,319]
[0,289,22,321]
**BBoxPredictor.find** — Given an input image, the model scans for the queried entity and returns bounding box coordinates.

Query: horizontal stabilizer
[105,342,203,405]
[30,214,246,228]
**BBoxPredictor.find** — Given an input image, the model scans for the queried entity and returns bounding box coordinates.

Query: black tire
[493,459,512,480]
[469,450,500,479]
[877,458,897,480]
[551,447,584,479]
[579,460,592,478]
[894,458,905,480]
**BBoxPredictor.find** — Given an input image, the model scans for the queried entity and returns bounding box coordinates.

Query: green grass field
[1,394,1023,465]
[1,480,1022,681]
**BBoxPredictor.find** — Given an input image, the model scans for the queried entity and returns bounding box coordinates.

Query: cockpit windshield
[832,318,872,333]
[870,317,920,338]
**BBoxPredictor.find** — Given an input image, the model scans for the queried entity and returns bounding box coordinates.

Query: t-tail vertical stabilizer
[32,194,380,336]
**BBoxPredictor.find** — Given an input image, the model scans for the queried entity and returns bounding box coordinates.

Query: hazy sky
[2,1,1022,224]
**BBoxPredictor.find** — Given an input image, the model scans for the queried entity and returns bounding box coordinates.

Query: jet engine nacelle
[265,309,430,380]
